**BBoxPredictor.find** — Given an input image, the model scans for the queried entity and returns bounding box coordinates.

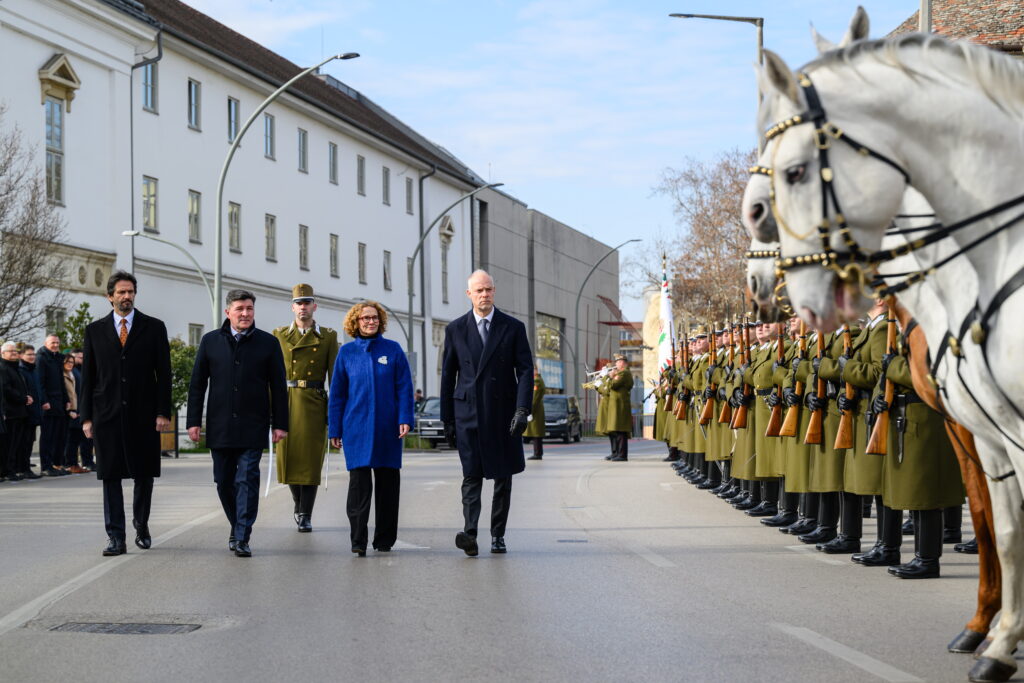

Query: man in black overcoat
[36,334,67,475]
[0,341,31,481]
[187,289,288,558]
[80,271,172,556]
[441,270,534,556]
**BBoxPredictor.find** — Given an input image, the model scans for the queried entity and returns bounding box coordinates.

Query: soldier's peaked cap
[292,283,315,302]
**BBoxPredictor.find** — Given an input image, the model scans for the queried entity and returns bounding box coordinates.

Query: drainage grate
[556,539,588,543]
[50,622,201,635]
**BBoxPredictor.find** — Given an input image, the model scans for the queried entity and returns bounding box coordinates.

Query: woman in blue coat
[328,301,414,556]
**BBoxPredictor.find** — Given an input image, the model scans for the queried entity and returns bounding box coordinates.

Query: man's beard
[117,300,133,314]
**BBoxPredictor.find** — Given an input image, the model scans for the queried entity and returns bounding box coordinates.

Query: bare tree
[0,109,67,340]
[623,147,754,324]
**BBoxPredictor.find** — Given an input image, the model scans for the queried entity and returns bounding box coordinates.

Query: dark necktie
[478,318,489,346]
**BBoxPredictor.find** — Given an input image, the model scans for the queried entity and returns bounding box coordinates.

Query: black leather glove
[791,357,802,374]
[872,394,890,415]
[444,421,457,449]
[717,387,727,402]
[705,365,717,382]
[826,381,838,401]
[510,409,529,437]
[703,385,715,400]
[783,387,800,407]
[881,353,897,374]
[766,390,780,408]
[811,356,822,373]
[731,388,746,408]
[805,392,826,412]
[771,361,781,373]
[837,354,850,373]
[837,394,859,413]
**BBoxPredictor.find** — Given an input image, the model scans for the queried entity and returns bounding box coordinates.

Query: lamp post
[670,12,764,152]
[122,230,218,328]
[214,52,359,313]
[572,238,640,395]
[406,182,503,385]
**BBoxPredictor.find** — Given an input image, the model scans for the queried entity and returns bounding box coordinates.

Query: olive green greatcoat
[703,352,725,462]
[804,331,845,493]
[273,324,340,485]
[840,315,887,496]
[781,334,817,493]
[595,382,610,435]
[879,356,965,510]
[772,339,799,483]
[524,374,546,438]
[605,370,634,433]
[729,355,759,480]
[685,354,708,454]
[751,342,779,478]
[654,369,671,442]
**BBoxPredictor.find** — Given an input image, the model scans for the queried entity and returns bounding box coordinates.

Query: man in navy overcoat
[441,270,534,555]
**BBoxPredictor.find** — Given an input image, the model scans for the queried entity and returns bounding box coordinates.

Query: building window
[383,250,392,290]
[382,166,390,205]
[187,190,201,243]
[187,79,201,130]
[188,324,204,347]
[265,214,277,262]
[142,63,158,113]
[328,142,338,184]
[357,242,367,284]
[441,242,449,304]
[329,234,339,278]
[228,202,241,252]
[405,177,414,215]
[44,97,64,204]
[298,224,309,270]
[142,176,158,232]
[356,155,365,195]
[45,306,66,336]
[297,128,308,173]
[264,113,275,159]
[227,97,239,142]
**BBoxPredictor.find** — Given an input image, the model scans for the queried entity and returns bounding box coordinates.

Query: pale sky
[185,0,920,319]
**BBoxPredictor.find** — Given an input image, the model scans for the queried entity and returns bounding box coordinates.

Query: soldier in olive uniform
[681,329,710,483]
[524,368,546,460]
[605,354,634,462]
[758,322,800,527]
[272,284,340,532]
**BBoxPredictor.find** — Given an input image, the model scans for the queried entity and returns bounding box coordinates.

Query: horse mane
[804,32,1024,119]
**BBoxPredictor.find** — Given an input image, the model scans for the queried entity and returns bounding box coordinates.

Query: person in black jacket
[17,345,42,479]
[36,334,68,475]
[187,289,288,558]
[81,271,173,556]
[0,342,31,481]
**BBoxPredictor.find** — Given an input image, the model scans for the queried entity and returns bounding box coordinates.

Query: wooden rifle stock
[699,322,717,425]
[834,325,855,450]
[779,321,807,438]
[803,329,826,445]
[731,319,752,429]
[717,322,735,424]
[764,326,785,437]
[674,322,691,419]
[866,302,897,455]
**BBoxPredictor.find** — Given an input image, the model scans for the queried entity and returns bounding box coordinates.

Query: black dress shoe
[902,518,914,535]
[373,545,392,552]
[603,454,614,461]
[855,546,901,567]
[662,454,680,462]
[8,472,23,481]
[608,455,627,462]
[234,541,252,558]
[746,501,778,517]
[818,534,861,554]
[21,470,41,480]
[696,479,718,490]
[761,511,798,527]
[719,486,743,500]
[888,556,939,579]
[851,541,882,563]
[132,519,151,550]
[733,497,759,511]
[102,538,127,556]
[228,536,237,552]
[781,517,816,535]
[297,514,312,533]
[709,482,730,495]
[797,526,837,544]
[954,537,979,554]
[491,537,507,554]
[527,455,542,460]
[455,531,479,557]
[351,545,367,557]
[943,530,963,544]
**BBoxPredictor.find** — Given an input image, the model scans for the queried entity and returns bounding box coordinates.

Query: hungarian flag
[657,260,674,372]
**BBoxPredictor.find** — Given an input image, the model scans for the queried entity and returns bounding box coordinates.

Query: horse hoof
[968,656,1017,683]
[948,629,987,654]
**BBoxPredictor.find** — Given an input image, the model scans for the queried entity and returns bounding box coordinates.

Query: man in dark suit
[17,345,43,479]
[0,341,31,481]
[187,289,288,558]
[80,271,172,556]
[36,334,67,476]
[441,270,534,556]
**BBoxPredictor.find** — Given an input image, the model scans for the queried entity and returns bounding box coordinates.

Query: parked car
[413,396,446,447]
[543,394,582,443]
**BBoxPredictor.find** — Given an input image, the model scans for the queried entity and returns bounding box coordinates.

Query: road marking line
[771,623,924,683]
[0,507,224,638]
[624,542,676,568]
[391,540,430,550]
[784,544,846,566]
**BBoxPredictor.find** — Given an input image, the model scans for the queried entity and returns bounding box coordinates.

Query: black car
[413,397,446,447]
[543,394,582,443]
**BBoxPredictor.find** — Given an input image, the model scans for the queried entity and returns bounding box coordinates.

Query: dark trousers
[40,414,66,470]
[610,431,628,458]
[841,492,864,539]
[65,420,83,467]
[526,437,543,458]
[0,418,23,477]
[80,436,95,468]
[289,484,318,517]
[462,475,512,538]
[817,491,840,530]
[914,509,943,560]
[347,467,400,550]
[211,448,262,543]
[880,505,904,549]
[102,477,154,541]
[18,424,37,472]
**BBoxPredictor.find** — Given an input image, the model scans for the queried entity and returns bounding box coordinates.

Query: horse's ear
[760,50,800,105]
[810,24,837,54]
[840,6,870,46]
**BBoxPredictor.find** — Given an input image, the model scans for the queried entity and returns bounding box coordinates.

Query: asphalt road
[0,438,1012,683]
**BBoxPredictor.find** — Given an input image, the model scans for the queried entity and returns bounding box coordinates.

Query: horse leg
[969,466,1023,683]
[947,425,1001,653]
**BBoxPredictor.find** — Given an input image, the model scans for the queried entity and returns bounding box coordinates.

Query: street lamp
[122,230,218,327]
[406,182,503,385]
[213,52,360,314]
[572,238,640,395]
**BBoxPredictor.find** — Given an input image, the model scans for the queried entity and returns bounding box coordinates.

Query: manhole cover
[50,622,201,635]
[556,539,588,543]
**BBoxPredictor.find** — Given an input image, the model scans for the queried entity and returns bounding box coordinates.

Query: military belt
[755,388,772,396]
[287,380,325,389]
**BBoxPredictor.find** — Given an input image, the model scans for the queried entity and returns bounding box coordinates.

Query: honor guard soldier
[524,367,546,460]
[605,354,634,462]
[273,284,340,532]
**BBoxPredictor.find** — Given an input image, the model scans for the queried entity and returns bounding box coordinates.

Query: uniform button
[122,377,127,383]
[235,360,240,365]
[233,387,238,392]
[292,360,297,363]
[232,413,237,418]
[122,400,127,405]
[307,371,312,376]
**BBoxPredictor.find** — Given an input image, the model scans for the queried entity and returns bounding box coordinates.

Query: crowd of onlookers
[0,333,94,482]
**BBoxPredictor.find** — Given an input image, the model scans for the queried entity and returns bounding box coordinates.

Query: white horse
[750,11,1024,681]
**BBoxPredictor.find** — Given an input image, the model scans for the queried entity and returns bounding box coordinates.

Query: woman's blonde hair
[344,300,388,338]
